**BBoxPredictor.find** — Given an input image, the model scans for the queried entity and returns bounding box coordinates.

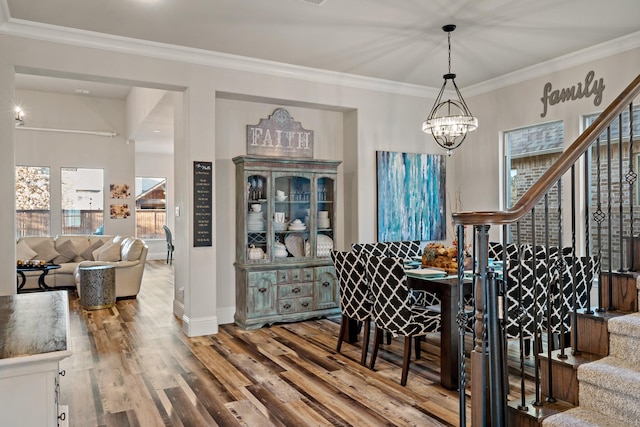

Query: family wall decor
[376,151,446,242]
[540,70,605,117]
[246,108,314,158]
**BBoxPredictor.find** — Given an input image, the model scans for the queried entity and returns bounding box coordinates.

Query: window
[135,177,167,239]
[504,121,564,245]
[16,166,51,238]
[61,168,104,234]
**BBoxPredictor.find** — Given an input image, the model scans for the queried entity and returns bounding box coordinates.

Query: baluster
[584,150,594,314]
[607,126,615,310]
[619,113,626,272]
[594,137,606,311]
[626,102,637,270]
[456,223,467,427]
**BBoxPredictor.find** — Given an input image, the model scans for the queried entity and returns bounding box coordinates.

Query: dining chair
[364,254,441,386]
[386,240,440,307]
[542,255,600,348]
[163,225,175,265]
[330,250,372,365]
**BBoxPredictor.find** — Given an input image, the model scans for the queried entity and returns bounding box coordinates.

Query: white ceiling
[6,0,640,152]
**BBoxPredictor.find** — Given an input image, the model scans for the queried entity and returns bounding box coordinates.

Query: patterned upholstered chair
[386,241,440,307]
[505,257,553,355]
[542,255,600,347]
[364,255,441,386]
[330,250,372,365]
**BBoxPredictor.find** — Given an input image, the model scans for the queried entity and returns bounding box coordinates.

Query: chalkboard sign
[193,161,212,247]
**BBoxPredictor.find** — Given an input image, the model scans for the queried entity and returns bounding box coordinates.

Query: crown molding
[0,17,439,99]
[465,30,640,97]
[2,7,639,99]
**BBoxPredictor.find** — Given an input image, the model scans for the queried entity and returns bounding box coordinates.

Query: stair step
[599,270,639,312]
[608,312,640,364]
[575,308,629,356]
[543,406,631,427]
[538,349,601,405]
[507,395,573,427]
[577,356,640,424]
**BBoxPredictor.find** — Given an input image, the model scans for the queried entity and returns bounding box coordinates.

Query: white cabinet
[0,291,71,426]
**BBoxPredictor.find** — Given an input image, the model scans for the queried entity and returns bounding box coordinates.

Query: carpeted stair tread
[608,312,640,338]
[543,406,631,427]
[578,355,640,393]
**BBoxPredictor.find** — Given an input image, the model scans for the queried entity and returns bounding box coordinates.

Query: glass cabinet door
[245,173,268,262]
[315,175,335,259]
[273,173,312,260]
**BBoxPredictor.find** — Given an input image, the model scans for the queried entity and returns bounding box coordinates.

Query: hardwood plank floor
[60,261,533,426]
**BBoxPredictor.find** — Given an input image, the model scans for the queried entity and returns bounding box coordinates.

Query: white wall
[15,89,135,237]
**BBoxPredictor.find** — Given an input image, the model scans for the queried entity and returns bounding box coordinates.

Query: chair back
[386,241,421,259]
[364,255,435,336]
[163,225,173,247]
[505,258,552,340]
[351,242,388,257]
[330,250,371,321]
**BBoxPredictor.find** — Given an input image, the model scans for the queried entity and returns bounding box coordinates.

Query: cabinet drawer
[278,297,313,314]
[277,270,289,283]
[302,268,314,282]
[289,268,302,282]
[278,283,312,299]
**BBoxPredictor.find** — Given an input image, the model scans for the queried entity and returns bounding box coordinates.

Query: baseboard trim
[216,306,236,325]
[182,313,218,337]
[172,298,184,319]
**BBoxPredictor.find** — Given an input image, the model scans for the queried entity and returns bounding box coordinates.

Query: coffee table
[16,264,61,291]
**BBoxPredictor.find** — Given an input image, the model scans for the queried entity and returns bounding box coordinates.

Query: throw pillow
[93,241,121,262]
[17,239,37,261]
[121,238,144,261]
[32,240,61,262]
[79,240,104,261]
[53,239,78,264]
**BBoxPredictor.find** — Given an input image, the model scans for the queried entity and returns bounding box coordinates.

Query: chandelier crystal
[423,25,477,153]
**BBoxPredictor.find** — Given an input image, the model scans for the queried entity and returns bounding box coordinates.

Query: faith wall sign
[246,108,314,158]
[540,70,605,117]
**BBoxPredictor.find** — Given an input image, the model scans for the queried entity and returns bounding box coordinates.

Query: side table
[78,265,115,310]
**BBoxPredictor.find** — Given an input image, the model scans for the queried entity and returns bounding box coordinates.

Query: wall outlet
[175,206,180,217]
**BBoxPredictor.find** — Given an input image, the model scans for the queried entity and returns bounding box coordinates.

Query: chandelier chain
[448,31,452,74]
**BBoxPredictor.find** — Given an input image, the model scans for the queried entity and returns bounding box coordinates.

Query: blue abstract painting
[376,151,446,242]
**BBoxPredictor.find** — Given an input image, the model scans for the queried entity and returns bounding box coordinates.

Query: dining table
[405,269,472,390]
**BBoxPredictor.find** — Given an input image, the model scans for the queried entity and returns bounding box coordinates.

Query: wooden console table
[0,291,72,426]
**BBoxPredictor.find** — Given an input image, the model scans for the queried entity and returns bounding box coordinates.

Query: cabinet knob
[292,287,300,293]
[283,303,291,309]
[301,301,309,307]
[59,370,66,376]
[258,287,267,293]
[59,412,67,421]
[322,281,330,287]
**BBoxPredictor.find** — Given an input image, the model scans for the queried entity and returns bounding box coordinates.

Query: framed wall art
[376,150,446,242]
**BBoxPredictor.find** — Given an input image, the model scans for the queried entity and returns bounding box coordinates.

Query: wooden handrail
[453,74,640,226]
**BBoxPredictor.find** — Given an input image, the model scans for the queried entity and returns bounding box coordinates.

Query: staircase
[452,74,640,426]
[544,307,640,425]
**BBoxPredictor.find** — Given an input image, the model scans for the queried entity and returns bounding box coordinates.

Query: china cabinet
[233,155,341,329]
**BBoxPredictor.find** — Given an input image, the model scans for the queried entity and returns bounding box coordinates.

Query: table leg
[440,284,460,390]
[38,270,52,290]
[17,271,26,290]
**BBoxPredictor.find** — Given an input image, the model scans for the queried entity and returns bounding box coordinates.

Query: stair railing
[452,74,640,426]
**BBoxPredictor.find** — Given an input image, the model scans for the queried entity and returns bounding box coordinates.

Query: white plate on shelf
[288,225,306,231]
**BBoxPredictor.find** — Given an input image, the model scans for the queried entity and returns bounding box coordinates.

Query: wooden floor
[60,261,533,426]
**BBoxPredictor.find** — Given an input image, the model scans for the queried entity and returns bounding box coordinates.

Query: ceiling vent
[299,0,326,5]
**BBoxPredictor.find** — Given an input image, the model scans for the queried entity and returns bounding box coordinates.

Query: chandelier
[422,25,477,153]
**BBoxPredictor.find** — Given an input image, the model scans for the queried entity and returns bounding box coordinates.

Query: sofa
[16,234,148,298]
